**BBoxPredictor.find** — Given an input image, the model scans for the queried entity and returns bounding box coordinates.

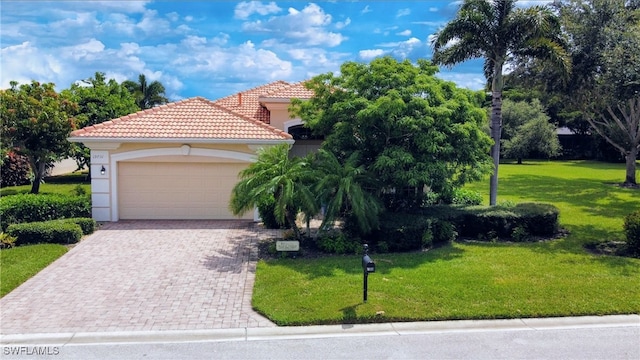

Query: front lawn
[0,244,68,297]
[0,172,90,197]
[252,161,640,325]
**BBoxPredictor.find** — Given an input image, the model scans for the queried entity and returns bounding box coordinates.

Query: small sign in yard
[276,240,300,252]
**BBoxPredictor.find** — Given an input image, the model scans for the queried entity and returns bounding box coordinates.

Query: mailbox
[361,244,374,303]
[362,254,375,273]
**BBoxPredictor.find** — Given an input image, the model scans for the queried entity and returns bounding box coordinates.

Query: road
[2,316,638,360]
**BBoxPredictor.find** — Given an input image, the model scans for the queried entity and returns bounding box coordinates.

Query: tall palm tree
[431,0,571,205]
[230,144,317,240]
[313,149,382,235]
[122,74,168,110]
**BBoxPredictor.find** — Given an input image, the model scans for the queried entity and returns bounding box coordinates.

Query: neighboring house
[68,81,315,221]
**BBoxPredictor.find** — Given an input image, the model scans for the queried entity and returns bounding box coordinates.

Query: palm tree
[230,144,317,240]
[313,149,382,235]
[122,74,168,110]
[431,0,570,205]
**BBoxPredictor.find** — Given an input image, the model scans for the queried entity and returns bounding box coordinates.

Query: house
[68,81,315,222]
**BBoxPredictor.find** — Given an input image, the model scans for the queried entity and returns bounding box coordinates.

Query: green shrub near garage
[53,218,97,235]
[0,193,91,231]
[6,221,83,246]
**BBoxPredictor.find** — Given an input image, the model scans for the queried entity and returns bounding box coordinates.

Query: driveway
[0,221,279,334]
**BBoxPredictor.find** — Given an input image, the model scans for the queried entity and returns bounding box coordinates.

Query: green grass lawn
[0,244,68,297]
[0,173,90,197]
[252,160,640,325]
[1,172,89,297]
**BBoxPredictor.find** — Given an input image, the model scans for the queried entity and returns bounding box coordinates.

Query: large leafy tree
[122,74,168,110]
[431,0,571,205]
[0,81,77,193]
[229,144,317,240]
[62,72,140,169]
[501,99,562,164]
[293,56,493,212]
[62,72,139,170]
[562,0,640,185]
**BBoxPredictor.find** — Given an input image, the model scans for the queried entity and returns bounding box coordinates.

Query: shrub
[6,221,83,246]
[0,194,91,231]
[0,151,31,188]
[371,213,434,252]
[420,202,559,242]
[513,203,559,236]
[0,233,17,249]
[623,210,640,256]
[431,219,458,244]
[511,226,530,242]
[451,188,483,205]
[257,198,290,229]
[316,231,361,254]
[54,218,97,235]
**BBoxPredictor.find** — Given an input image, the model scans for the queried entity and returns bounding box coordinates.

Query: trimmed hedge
[0,194,91,231]
[6,221,83,246]
[624,210,640,256]
[53,218,97,235]
[370,213,456,252]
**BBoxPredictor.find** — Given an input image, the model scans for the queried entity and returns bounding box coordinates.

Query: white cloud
[336,17,351,29]
[359,49,385,61]
[137,10,171,35]
[397,30,412,37]
[63,39,106,61]
[361,5,372,14]
[429,7,439,12]
[234,1,281,20]
[516,0,554,7]
[396,8,411,18]
[436,72,486,90]
[1,42,63,87]
[242,3,346,47]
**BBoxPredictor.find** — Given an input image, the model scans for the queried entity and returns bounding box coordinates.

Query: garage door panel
[118,162,249,220]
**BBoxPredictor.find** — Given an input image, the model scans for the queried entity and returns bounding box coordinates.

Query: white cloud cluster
[1,1,484,101]
[234,1,282,20]
[242,3,346,47]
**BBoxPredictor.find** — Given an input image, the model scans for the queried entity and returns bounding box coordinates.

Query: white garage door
[118,162,251,220]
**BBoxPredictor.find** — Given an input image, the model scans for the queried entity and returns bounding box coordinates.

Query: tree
[575,1,640,186]
[313,149,382,235]
[431,0,571,205]
[62,72,139,170]
[122,74,168,110]
[501,99,562,164]
[0,81,77,193]
[293,56,493,212]
[229,144,317,240]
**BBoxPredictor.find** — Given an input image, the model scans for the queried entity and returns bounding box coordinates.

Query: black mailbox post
[362,244,375,303]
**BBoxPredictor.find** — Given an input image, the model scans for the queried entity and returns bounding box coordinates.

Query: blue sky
[1,1,550,101]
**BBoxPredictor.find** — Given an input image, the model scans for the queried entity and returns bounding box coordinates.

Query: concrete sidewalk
[1,315,638,345]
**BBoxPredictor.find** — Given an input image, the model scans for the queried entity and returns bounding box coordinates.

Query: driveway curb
[2,315,638,345]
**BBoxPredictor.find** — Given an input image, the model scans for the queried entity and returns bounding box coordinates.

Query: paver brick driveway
[0,221,279,334]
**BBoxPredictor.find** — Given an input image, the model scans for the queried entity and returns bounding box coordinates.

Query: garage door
[118,162,251,220]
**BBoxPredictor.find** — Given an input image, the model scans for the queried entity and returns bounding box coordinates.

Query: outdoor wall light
[100,165,106,175]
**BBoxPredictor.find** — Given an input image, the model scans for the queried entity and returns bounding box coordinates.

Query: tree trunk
[30,160,46,194]
[489,61,505,206]
[625,147,638,186]
[517,157,522,165]
[285,210,302,240]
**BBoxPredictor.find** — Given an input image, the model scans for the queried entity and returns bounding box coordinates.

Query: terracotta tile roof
[261,81,315,99]
[69,97,292,141]
[213,81,286,124]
